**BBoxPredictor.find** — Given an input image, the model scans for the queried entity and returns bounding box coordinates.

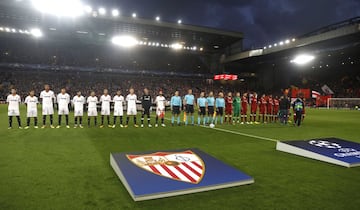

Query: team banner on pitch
[276,138,360,167]
[110,148,254,201]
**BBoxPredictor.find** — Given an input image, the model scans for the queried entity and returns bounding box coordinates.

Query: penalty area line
[164,117,277,143]
[200,125,278,143]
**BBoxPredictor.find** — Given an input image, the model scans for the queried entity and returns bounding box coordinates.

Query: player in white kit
[112,90,125,128]
[155,90,166,127]
[87,91,98,127]
[40,84,56,128]
[6,88,22,129]
[56,88,71,128]
[73,91,85,128]
[100,89,112,128]
[24,90,38,129]
[125,88,138,128]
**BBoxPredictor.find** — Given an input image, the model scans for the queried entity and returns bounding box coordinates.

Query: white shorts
[156,107,165,116]
[8,108,20,116]
[114,108,124,116]
[74,109,84,117]
[42,106,54,115]
[58,107,69,115]
[127,106,137,115]
[101,108,110,116]
[27,109,38,118]
[88,108,98,117]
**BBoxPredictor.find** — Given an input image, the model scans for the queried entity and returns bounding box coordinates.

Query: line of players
[5,85,299,129]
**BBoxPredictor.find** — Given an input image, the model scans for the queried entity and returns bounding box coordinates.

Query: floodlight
[263,46,267,49]
[11,28,16,33]
[292,38,296,42]
[30,28,43,38]
[274,43,277,47]
[178,19,182,24]
[279,41,284,45]
[111,35,138,47]
[5,27,10,32]
[285,40,290,44]
[290,54,315,65]
[112,9,119,17]
[84,5,92,13]
[268,45,272,48]
[171,43,183,50]
[200,47,203,51]
[98,8,106,15]
[0,27,4,31]
[19,30,24,33]
[156,16,160,21]
[31,0,84,17]
[132,13,137,18]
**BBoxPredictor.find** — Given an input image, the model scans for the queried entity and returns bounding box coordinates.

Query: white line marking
[164,117,278,142]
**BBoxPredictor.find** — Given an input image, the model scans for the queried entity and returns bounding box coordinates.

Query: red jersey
[241,96,248,108]
[273,99,279,112]
[225,96,233,109]
[259,97,267,114]
[267,97,274,110]
[251,96,258,112]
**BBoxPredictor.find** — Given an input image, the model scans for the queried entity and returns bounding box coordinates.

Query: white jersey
[73,95,85,117]
[57,93,70,115]
[87,96,98,117]
[57,93,70,108]
[126,94,137,115]
[7,94,21,116]
[25,96,38,117]
[113,95,125,116]
[100,95,111,115]
[87,96,98,109]
[155,95,166,109]
[40,90,55,107]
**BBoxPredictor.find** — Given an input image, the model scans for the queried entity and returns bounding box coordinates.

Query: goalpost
[327,98,360,109]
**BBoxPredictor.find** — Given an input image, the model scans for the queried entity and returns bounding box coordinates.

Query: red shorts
[260,107,266,115]
[267,108,273,115]
[251,106,257,114]
[225,107,232,115]
[273,108,279,115]
[241,107,247,115]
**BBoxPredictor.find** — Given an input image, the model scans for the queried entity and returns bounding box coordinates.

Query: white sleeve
[40,91,43,99]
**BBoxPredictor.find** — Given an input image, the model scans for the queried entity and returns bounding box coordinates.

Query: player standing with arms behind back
[184,89,195,126]
[112,90,125,128]
[233,92,241,124]
[7,88,22,129]
[24,90,38,129]
[100,89,112,128]
[170,91,182,126]
[197,91,207,126]
[40,84,55,128]
[155,90,166,127]
[206,91,215,125]
[73,91,85,128]
[250,92,259,124]
[241,93,249,124]
[56,88,71,128]
[225,92,233,124]
[215,92,225,124]
[125,88,138,128]
[140,88,152,128]
[87,91,98,127]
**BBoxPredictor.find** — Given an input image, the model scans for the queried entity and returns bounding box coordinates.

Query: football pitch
[0,105,359,210]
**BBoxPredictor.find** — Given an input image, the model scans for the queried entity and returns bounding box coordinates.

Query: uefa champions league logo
[309,140,342,149]
[309,140,360,158]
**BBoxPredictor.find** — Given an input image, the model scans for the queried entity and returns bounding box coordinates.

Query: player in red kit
[258,94,267,123]
[273,96,280,122]
[224,92,233,124]
[250,92,259,124]
[241,93,248,124]
[266,95,274,123]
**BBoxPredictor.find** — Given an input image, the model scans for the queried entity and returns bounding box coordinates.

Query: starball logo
[309,140,360,158]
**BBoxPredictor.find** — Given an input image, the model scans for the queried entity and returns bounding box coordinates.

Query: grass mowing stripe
[164,117,278,143]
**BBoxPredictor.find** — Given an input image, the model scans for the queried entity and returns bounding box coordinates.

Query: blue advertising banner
[110,148,254,201]
[276,138,360,167]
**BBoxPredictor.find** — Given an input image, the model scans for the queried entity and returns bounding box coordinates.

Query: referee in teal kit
[184,89,195,126]
[197,91,207,126]
[170,91,182,126]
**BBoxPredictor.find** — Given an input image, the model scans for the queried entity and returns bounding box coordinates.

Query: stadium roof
[0,0,243,53]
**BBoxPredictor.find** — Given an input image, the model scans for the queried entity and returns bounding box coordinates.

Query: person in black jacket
[140,88,152,128]
[279,95,291,124]
[292,96,305,127]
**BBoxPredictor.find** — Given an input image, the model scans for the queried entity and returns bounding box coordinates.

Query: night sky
[88,0,360,49]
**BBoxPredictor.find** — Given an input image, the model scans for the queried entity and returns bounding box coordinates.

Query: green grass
[0,105,359,210]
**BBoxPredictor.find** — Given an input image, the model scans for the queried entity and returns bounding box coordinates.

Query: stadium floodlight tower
[31,0,84,17]
[290,54,315,65]
[30,28,43,38]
